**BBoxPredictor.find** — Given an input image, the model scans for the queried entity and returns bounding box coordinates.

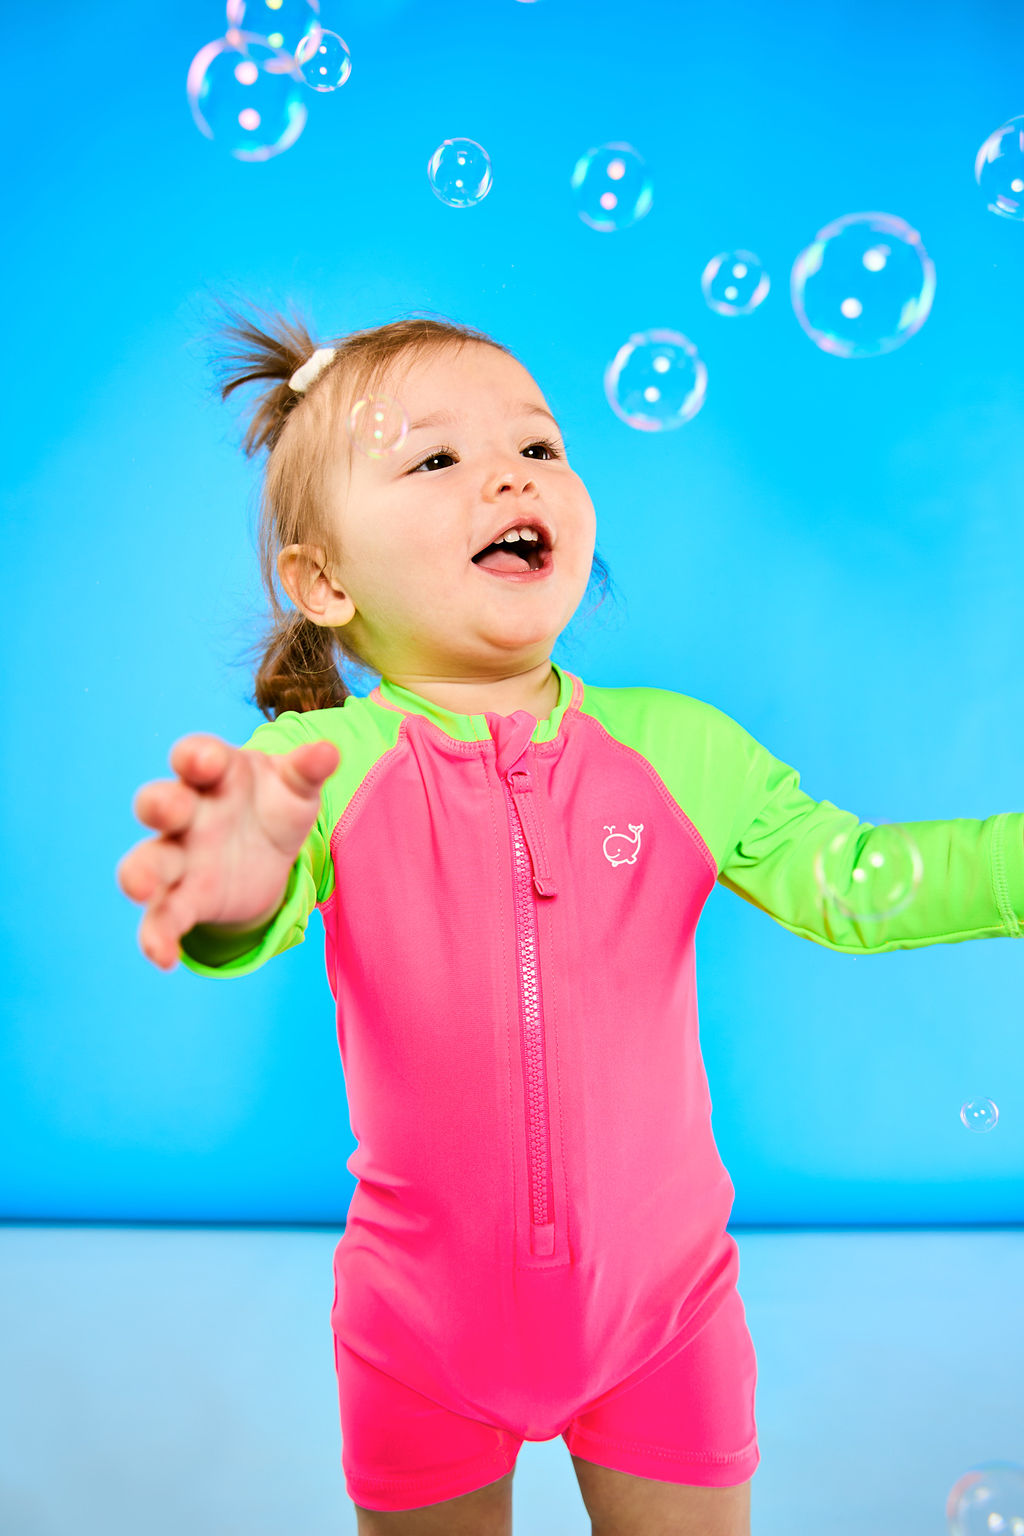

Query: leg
[571,1457,749,1536]
[564,1288,759,1536]
[354,1466,515,1536]
[335,1334,520,1531]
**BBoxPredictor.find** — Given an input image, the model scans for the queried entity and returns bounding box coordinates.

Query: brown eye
[411,437,562,473]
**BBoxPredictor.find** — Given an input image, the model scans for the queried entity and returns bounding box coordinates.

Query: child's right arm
[116,732,340,973]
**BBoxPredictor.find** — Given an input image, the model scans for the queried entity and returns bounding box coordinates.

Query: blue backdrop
[4,0,1022,1228]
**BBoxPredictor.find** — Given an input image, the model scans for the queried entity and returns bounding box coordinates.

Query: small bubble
[960,1098,999,1134]
[427,139,493,207]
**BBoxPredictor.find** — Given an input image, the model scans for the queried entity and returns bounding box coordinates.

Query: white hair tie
[289,346,337,394]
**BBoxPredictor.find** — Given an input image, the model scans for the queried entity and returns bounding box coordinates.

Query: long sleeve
[711,708,1024,954]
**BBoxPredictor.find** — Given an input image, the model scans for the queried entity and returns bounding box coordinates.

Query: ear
[277,545,355,625]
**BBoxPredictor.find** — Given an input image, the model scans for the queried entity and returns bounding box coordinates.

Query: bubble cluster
[604,330,707,431]
[571,143,653,233]
[791,212,936,358]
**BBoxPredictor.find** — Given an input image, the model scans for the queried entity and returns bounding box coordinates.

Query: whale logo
[602,824,644,867]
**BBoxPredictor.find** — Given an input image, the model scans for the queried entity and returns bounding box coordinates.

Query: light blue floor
[1,1226,1020,1534]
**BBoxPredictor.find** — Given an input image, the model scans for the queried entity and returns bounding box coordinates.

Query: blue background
[4,0,1023,1228]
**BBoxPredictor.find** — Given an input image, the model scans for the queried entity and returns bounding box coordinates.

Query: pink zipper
[504,766,558,1258]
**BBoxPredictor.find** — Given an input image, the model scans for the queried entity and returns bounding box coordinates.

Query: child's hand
[116,733,340,971]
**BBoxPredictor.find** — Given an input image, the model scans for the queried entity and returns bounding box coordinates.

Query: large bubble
[604,330,707,431]
[186,32,307,162]
[791,212,936,359]
[975,115,1024,221]
[947,1463,1024,1535]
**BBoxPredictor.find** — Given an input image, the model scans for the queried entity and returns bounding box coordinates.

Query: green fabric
[577,685,1024,953]
[178,663,1024,977]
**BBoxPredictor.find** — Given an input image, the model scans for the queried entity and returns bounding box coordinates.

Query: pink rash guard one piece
[179,661,1024,1442]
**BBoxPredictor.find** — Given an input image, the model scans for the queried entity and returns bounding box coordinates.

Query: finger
[117,839,188,903]
[132,779,197,835]
[168,733,233,789]
[139,886,197,971]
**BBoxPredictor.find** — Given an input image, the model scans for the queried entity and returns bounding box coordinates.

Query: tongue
[475,546,529,573]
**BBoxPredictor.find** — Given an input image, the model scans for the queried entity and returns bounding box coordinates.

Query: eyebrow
[407,402,562,434]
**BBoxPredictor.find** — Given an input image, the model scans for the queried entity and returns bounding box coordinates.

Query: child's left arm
[680,695,1024,955]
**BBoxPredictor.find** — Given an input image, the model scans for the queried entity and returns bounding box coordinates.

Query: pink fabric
[336,1282,759,1511]
[319,672,754,1496]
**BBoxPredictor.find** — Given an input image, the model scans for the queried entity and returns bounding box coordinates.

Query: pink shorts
[335,1285,760,1513]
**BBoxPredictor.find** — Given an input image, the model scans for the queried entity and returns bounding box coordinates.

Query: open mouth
[471,527,551,574]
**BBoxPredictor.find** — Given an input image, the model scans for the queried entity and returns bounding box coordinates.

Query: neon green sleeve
[706,701,1024,953]
[586,684,1024,955]
[178,710,336,979]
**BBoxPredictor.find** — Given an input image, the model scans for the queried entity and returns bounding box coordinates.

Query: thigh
[569,1458,750,1536]
[564,1286,760,1494]
[334,1333,522,1516]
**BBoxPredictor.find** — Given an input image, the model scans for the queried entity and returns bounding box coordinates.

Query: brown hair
[202,295,618,720]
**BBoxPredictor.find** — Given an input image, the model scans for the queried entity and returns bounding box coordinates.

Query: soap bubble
[427,138,493,208]
[571,142,653,232]
[348,395,409,458]
[701,251,770,315]
[813,822,923,923]
[225,0,321,59]
[975,116,1024,221]
[186,32,307,162]
[947,1462,1024,1534]
[791,212,936,358]
[960,1098,999,1134]
[295,28,351,90]
[604,329,707,431]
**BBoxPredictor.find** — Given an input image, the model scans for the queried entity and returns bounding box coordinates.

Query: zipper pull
[507,769,558,898]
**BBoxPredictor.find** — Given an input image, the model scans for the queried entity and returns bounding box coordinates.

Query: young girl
[117,305,1024,1536]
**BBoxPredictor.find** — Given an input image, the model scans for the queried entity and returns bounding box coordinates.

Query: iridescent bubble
[812,822,923,923]
[975,116,1024,221]
[295,28,352,91]
[225,0,321,58]
[347,395,409,458]
[960,1098,999,1134]
[571,142,653,233]
[186,32,307,162]
[947,1462,1024,1535]
[701,250,770,316]
[427,139,493,208]
[791,212,936,359]
[604,330,707,431]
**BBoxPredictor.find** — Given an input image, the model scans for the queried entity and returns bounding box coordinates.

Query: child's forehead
[381,343,533,404]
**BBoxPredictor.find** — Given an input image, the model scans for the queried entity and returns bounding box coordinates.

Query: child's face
[285,342,597,686]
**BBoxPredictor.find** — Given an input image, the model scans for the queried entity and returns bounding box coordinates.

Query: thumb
[282,739,340,791]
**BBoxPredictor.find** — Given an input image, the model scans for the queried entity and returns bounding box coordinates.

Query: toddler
[118,305,1024,1536]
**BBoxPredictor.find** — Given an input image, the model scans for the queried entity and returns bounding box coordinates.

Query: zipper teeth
[510,805,549,1226]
